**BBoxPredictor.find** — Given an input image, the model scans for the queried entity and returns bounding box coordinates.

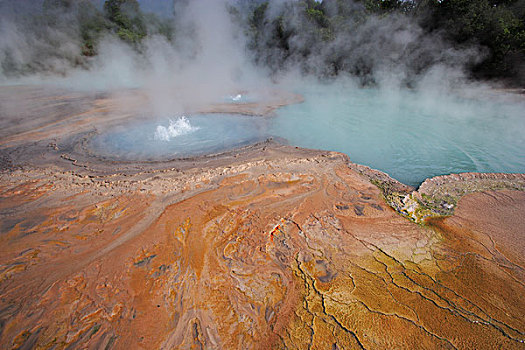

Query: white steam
[0,0,264,114]
[0,0,511,119]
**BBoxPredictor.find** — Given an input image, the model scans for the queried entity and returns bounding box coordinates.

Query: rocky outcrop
[351,163,525,223]
[403,173,525,223]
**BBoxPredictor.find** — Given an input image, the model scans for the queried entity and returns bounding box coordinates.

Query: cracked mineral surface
[0,86,524,349]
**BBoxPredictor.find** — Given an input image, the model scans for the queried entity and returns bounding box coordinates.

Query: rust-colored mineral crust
[1,150,524,349]
[0,86,524,349]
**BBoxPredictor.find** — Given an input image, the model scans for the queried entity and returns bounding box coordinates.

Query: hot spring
[272,85,525,186]
[91,85,524,186]
[90,113,271,160]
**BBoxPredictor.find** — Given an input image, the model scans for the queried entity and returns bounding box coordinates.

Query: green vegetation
[78,2,110,56]
[418,0,525,81]
[245,0,525,85]
[1,0,175,76]
[2,0,523,85]
[103,0,146,44]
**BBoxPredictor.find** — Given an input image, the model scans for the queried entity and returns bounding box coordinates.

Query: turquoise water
[92,86,524,186]
[91,113,270,160]
[271,85,525,186]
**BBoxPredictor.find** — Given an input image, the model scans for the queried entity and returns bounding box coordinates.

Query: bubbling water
[223,93,255,104]
[89,86,524,186]
[154,116,199,141]
[90,113,271,160]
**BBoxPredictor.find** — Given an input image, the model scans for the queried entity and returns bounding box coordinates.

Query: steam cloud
[0,0,504,114]
[0,0,262,113]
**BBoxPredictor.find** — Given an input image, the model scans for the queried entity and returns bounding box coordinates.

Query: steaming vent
[154,116,199,141]
[89,113,270,161]
[224,93,254,104]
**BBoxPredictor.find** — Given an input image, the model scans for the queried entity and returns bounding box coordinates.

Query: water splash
[154,116,199,141]
[231,94,242,102]
[91,113,269,161]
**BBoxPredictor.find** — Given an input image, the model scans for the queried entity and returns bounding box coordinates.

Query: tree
[78,2,110,56]
[419,0,525,82]
[42,0,74,12]
[103,0,146,44]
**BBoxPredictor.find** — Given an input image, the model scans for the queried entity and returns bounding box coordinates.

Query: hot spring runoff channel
[91,87,525,186]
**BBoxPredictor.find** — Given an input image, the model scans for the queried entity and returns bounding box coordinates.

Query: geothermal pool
[271,86,525,186]
[91,113,271,160]
[92,86,525,186]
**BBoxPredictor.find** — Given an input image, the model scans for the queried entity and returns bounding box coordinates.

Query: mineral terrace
[0,86,524,349]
